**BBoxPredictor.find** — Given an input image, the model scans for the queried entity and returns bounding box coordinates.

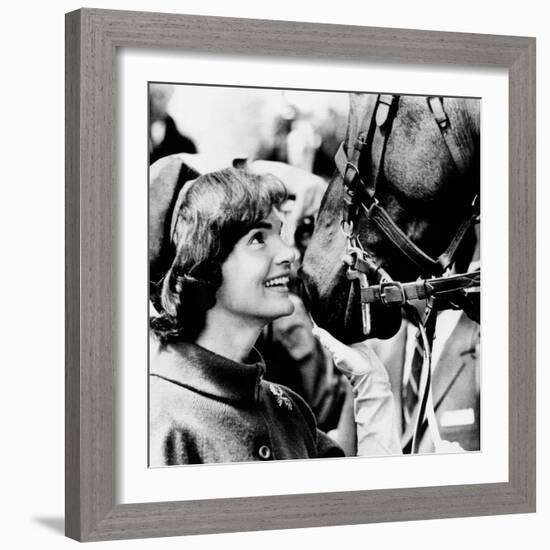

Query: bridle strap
[336,143,444,275]
[427,96,472,177]
[366,202,443,275]
[437,207,479,271]
[340,96,378,225]
[360,270,480,306]
[340,95,399,224]
[359,94,399,199]
[336,95,479,277]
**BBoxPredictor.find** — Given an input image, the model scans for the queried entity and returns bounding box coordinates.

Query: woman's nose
[275,237,299,265]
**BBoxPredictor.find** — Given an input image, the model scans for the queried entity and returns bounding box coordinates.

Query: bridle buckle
[379,281,407,305]
[344,160,360,184]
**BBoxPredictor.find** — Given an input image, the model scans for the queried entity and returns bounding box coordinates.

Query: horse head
[301,93,480,344]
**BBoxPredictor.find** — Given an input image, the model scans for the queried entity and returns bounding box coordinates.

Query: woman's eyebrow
[249,219,284,234]
[250,221,272,230]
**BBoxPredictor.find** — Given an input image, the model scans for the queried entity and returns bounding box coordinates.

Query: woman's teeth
[264,276,289,288]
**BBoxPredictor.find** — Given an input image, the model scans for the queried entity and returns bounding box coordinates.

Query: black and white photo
[148,84,481,466]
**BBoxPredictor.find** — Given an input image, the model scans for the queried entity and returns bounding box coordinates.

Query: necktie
[402,308,437,450]
[403,327,424,427]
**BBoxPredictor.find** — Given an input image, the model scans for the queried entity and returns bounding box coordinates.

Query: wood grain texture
[65,8,536,542]
[65,10,81,541]
[507,40,536,509]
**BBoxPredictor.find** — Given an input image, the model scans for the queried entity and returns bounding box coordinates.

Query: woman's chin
[279,300,295,318]
[266,296,295,319]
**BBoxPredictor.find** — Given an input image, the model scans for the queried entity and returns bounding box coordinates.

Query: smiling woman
[212,210,297,340]
[150,168,289,345]
[149,166,401,466]
[149,167,345,465]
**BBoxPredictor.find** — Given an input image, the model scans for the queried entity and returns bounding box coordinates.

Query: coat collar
[150,341,266,404]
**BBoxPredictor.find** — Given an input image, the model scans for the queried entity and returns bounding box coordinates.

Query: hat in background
[149,154,200,305]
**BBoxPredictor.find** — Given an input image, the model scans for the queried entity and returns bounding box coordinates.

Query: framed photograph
[65,8,535,542]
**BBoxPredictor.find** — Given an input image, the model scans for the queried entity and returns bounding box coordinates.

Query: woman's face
[215,209,298,326]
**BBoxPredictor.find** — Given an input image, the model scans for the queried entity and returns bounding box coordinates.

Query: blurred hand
[311,324,402,456]
[311,325,388,378]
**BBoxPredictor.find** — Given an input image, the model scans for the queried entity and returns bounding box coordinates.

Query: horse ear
[149,154,201,297]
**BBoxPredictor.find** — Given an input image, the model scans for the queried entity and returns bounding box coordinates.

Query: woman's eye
[250,232,265,245]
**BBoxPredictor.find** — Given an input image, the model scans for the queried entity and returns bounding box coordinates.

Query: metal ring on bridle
[344,160,360,184]
[340,219,354,237]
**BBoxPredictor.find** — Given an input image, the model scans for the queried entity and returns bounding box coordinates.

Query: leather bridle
[334,94,480,453]
[335,94,480,337]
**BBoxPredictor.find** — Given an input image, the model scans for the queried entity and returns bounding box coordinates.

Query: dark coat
[258,295,350,433]
[149,341,344,466]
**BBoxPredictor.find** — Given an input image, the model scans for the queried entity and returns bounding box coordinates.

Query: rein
[335,94,480,453]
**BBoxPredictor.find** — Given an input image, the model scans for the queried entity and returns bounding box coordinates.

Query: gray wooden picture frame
[65,8,536,542]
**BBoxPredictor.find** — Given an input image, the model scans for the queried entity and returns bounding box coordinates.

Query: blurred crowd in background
[149,83,348,179]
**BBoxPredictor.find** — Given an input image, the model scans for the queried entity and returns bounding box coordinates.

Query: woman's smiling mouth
[264,275,290,289]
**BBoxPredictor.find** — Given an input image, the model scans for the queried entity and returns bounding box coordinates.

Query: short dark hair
[150,167,287,345]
